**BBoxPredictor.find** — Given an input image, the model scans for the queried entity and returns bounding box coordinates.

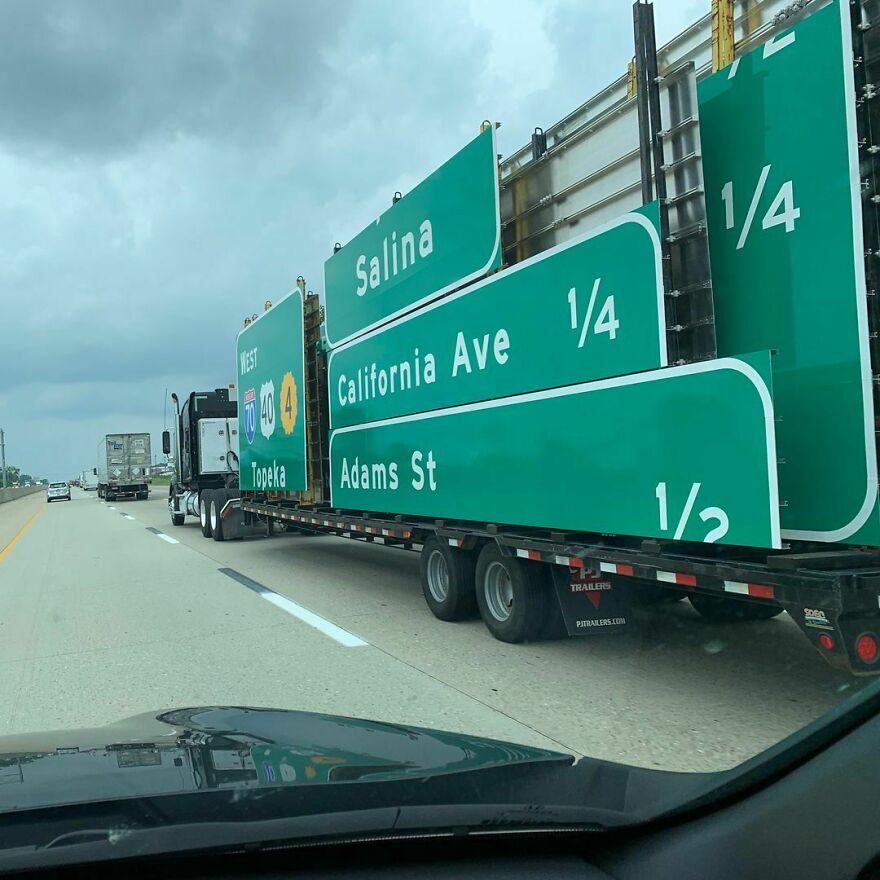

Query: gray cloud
[0,0,347,158]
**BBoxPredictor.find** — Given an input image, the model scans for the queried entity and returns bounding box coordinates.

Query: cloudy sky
[0,0,704,481]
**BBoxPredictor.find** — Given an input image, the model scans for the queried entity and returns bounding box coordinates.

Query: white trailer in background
[80,469,98,491]
[96,433,152,501]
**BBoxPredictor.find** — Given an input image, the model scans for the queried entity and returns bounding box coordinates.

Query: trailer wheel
[211,491,226,542]
[689,593,784,622]
[475,543,553,643]
[419,537,477,622]
[199,492,213,538]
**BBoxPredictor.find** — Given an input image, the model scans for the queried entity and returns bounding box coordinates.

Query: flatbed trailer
[224,495,880,674]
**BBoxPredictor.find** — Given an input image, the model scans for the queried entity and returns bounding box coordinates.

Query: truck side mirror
[92,468,97,475]
[162,430,171,455]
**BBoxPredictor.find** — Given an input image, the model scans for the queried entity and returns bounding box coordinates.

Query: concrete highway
[0,488,869,773]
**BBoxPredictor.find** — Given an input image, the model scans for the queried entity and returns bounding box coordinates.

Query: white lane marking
[157,533,178,544]
[121,514,135,521]
[108,506,116,510]
[260,592,368,648]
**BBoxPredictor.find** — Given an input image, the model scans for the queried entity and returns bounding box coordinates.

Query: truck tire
[475,543,554,643]
[419,536,477,621]
[199,492,213,538]
[689,593,785,622]
[211,491,226,542]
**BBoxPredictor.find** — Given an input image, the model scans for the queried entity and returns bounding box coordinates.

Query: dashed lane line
[146,526,179,544]
[219,567,368,648]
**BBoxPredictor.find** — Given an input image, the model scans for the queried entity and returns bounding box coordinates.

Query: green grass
[150,475,172,486]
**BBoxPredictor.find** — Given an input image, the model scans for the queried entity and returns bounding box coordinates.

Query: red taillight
[856,633,879,664]
[818,633,835,651]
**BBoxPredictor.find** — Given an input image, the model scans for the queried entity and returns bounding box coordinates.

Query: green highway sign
[330,354,780,549]
[699,0,879,544]
[236,291,307,492]
[329,204,664,429]
[323,127,501,347]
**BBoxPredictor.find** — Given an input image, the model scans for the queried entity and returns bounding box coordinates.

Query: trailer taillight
[856,633,879,664]
[818,633,835,651]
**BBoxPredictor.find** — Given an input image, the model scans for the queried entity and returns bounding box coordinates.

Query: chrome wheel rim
[200,499,207,527]
[426,550,449,603]
[484,561,514,622]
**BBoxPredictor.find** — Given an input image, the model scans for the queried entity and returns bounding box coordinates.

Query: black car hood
[0,706,571,812]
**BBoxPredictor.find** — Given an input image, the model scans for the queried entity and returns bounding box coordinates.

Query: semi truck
[162,388,243,535]
[96,433,151,501]
[173,0,880,675]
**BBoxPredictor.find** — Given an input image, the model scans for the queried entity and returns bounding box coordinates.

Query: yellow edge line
[0,505,45,564]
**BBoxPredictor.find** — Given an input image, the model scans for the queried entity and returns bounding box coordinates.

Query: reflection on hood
[0,706,570,812]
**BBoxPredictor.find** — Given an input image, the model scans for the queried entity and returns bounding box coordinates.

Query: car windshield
[1,0,879,858]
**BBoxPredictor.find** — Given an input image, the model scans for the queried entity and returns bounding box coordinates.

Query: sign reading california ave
[329,204,664,429]
[322,126,502,347]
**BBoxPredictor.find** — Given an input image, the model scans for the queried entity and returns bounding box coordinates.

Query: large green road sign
[330,355,780,548]
[699,0,878,544]
[236,291,307,492]
[328,205,664,429]
[323,127,501,347]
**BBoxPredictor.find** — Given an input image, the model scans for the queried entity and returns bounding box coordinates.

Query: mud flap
[216,498,262,540]
[550,566,634,636]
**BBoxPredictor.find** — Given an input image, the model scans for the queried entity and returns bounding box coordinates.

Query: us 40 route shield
[329,205,664,429]
[323,126,501,347]
[699,0,878,544]
[330,354,781,549]
[236,291,307,492]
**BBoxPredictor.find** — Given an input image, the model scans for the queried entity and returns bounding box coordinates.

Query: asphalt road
[0,488,869,772]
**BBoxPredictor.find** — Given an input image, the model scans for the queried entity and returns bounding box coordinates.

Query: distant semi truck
[96,433,151,501]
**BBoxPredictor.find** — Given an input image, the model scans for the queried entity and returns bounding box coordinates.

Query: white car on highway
[46,482,71,503]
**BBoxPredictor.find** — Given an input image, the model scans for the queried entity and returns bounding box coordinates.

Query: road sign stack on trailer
[230,0,880,673]
[308,0,879,553]
[318,119,782,549]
